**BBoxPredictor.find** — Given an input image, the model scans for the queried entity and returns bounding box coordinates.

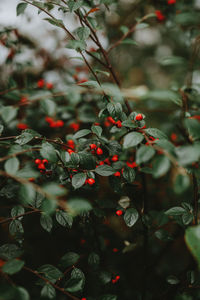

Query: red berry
[104,158,110,165]
[135,114,143,121]
[80,239,86,245]
[94,122,100,126]
[50,121,57,128]
[17,123,28,130]
[155,10,165,21]
[96,147,103,155]
[37,79,45,88]
[99,161,104,165]
[28,177,35,182]
[171,133,177,142]
[69,122,80,131]
[113,248,118,253]
[114,171,121,177]
[67,139,74,145]
[35,159,41,164]
[45,116,53,123]
[104,120,111,127]
[111,155,118,162]
[77,79,88,85]
[38,163,46,170]
[112,279,116,284]
[116,210,123,216]
[107,116,116,124]
[81,298,87,300]
[42,159,48,164]
[126,161,137,168]
[68,149,74,155]
[46,82,53,89]
[116,120,122,128]
[115,275,120,281]
[90,144,97,150]
[87,178,95,185]
[168,0,176,4]
[20,96,28,104]
[55,120,64,127]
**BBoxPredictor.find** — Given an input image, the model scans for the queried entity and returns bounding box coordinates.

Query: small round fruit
[114,171,121,177]
[116,210,123,216]
[90,144,97,150]
[38,163,46,170]
[111,155,118,162]
[35,159,41,164]
[135,114,143,121]
[116,120,122,128]
[42,159,48,164]
[87,178,95,185]
[96,147,103,155]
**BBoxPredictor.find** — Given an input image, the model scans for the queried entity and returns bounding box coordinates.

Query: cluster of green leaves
[0,0,200,300]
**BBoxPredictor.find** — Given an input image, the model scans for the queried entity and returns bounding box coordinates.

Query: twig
[23,266,80,300]
[0,209,41,225]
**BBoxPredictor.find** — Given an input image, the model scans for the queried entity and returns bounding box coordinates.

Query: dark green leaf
[124,208,139,227]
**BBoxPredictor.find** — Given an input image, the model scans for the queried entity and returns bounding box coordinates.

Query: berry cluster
[34,158,49,173]
[112,275,120,284]
[17,123,28,130]
[69,122,80,131]
[45,116,64,128]
[89,144,103,156]
[37,79,53,89]
[104,116,122,128]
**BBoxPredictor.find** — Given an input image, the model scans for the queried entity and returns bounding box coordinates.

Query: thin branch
[0,209,41,225]
[23,266,80,300]
[107,14,152,53]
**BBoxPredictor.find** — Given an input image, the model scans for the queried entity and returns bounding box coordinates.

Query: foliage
[0,0,200,299]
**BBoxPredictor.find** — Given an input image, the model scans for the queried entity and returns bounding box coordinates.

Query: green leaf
[145,128,167,139]
[1,106,18,123]
[73,129,91,139]
[2,259,24,275]
[43,183,66,196]
[40,142,57,162]
[95,165,115,176]
[107,102,122,119]
[79,152,96,170]
[60,252,80,268]
[0,244,23,260]
[100,295,117,300]
[121,38,138,45]
[124,208,139,227]
[67,40,86,51]
[136,145,155,164]
[38,264,63,281]
[167,275,180,285]
[16,3,28,16]
[173,174,190,195]
[16,287,30,300]
[165,207,186,216]
[0,124,4,135]
[56,210,73,228]
[123,132,144,149]
[41,99,56,116]
[185,225,200,268]
[4,157,19,175]
[44,18,64,28]
[182,212,193,225]
[68,0,83,12]
[9,220,24,236]
[11,206,25,217]
[72,172,87,189]
[76,27,90,40]
[91,125,102,136]
[122,167,136,183]
[15,132,34,145]
[65,268,85,292]
[152,156,170,178]
[67,197,92,215]
[88,252,100,267]
[40,214,53,232]
[184,118,200,139]
[19,183,36,205]
[41,284,56,299]
[176,144,200,166]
